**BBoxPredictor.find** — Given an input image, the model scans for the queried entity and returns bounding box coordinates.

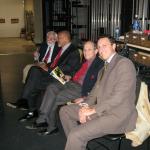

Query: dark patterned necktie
[100,62,108,80]
[50,48,62,69]
[44,47,51,63]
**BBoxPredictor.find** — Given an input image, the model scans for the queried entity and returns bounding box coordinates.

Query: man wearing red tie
[9,31,81,122]
[22,31,58,84]
[25,41,104,136]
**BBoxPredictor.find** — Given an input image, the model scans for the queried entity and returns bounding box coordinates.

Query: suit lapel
[51,43,59,62]
[97,54,119,84]
[57,44,74,65]
[95,54,120,99]
[104,54,120,77]
[85,57,97,78]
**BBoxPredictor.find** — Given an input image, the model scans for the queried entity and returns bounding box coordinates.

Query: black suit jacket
[48,43,81,77]
[38,42,59,62]
[81,56,104,96]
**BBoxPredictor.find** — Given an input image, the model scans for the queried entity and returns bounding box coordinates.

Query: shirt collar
[106,52,116,63]
[47,42,55,47]
[62,42,71,52]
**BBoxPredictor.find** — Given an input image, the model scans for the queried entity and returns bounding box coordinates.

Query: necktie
[50,48,62,69]
[100,62,108,80]
[72,61,88,82]
[44,47,51,63]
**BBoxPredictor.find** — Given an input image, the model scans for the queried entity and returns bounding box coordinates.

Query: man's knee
[55,93,64,102]
[59,106,66,115]
[27,66,41,78]
[68,128,85,142]
[59,105,68,118]
[46,84,52,90]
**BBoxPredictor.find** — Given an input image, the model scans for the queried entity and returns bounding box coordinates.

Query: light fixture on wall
[11,18,19,24]
[0,18,5,23]
[22,0,24,8]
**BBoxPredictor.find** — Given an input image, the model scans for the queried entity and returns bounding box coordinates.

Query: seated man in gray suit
[25,41,104,136]
[59,36,138,150]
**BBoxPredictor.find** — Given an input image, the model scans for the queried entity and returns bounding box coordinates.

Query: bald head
[57,31,71,47]
[83,41,97,61]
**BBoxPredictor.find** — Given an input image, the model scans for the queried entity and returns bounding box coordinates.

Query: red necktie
[72,61,88,82]
[44,47,51,63]
[50,48,62,69]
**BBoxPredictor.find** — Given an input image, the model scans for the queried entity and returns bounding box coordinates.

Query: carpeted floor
[0,38,149,150]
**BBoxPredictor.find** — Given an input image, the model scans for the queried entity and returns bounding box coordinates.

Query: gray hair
[47,31,57,40]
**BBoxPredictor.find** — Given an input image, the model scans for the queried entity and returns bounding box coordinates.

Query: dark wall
[121,0,133,35]
[42,0,52,41]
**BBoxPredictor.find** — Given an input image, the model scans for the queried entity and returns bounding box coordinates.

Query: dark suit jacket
[38,42,47,61]
[81,56,104,96]
[48,43,81,77]
[38,42,59,62]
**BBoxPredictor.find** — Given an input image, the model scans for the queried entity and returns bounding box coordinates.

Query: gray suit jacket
[86,53,137,133]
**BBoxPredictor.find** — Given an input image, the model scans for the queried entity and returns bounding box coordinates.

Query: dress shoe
[18,111,38,122]
[25,122,48,130]
[37,128,59,136]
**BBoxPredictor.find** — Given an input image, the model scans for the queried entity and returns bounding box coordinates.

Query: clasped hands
[79,105,96,124]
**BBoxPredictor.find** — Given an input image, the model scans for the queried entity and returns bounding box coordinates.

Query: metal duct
[142,0,148,30]
[90,0,122,41]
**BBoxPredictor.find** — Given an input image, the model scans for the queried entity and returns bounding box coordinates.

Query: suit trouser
[59,104,123,150]
[36,80,82,131]
[22,66,54,111]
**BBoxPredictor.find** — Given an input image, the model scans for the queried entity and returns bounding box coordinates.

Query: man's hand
[38,63,48,71]
[33,51,39,57]
[64,75,71,82]
[73,97,84,104]
[79,107,96,124]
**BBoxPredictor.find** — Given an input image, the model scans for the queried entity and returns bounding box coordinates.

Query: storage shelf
[72,25,87,28]
[53,20,68,22]
[72,4,88,8]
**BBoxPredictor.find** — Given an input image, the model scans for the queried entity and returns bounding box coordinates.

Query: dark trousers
[22,66,54,111]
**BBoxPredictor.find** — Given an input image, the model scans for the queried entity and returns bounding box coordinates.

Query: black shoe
[25,122,48,130]
[37,128,59,136]
[18,111,38,122]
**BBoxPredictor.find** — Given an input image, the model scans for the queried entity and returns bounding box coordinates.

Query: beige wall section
[33,0,43,44]
[0,0,24,37]
[24,0,34,11]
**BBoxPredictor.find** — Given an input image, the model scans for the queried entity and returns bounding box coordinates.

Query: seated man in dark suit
[7,31,58,109]
[25,41,104,136]
[22,31,58,84]
[59,36,138,150]
[10,30,81,121]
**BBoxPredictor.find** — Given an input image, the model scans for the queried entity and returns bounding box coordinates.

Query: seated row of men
[7,30,138,150]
